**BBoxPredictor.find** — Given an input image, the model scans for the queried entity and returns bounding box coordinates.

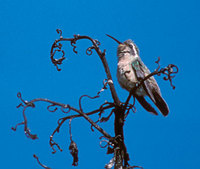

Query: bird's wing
[131,58,169,116]
[131,59,156,102]
[131,59,158,115]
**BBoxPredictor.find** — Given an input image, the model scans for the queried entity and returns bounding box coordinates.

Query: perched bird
[106,34,169,116]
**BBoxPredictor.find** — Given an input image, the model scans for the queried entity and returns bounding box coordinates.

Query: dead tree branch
[12,29,178,169]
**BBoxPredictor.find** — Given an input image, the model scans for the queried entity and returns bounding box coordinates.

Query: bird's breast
[117,60,146,96]
[117,61,137,91]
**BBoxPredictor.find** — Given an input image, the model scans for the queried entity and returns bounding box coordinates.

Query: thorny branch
[13,29,178,169]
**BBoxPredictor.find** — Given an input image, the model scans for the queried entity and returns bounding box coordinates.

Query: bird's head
[106,34,139,58]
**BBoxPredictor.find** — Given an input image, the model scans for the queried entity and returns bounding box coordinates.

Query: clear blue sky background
[1,0,199,169]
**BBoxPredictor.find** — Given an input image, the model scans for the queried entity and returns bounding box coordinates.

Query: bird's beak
[106,34,122,44]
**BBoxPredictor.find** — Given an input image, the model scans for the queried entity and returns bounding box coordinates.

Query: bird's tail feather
[142,80,169,116]
[152,91,169,116]
[135,96,158,115]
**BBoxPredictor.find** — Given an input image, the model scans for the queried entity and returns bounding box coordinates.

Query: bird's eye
[129,44,133,48]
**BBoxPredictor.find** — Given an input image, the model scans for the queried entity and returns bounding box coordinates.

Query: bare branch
[138,57,178,90]
[33,154,51,169]
[79,94,100,112]
[13,31,179,169]
[13,92,116,155]
[50,30,121,105]
[68,118,79,166]
[11,121,24,131]
[97,79,109,95]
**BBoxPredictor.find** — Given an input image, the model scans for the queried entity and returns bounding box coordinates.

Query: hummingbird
[106,34,169,116]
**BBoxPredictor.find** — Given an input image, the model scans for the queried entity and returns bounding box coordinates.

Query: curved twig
[14,92,115,154]
[33,154,51,169]
[50,30,120,105]
[79,94,100,112]
[124,57,179,110]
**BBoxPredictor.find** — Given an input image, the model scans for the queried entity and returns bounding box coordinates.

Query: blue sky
[1,0,200,169]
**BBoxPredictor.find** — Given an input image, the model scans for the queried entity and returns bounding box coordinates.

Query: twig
[50,30,121,105]
[33,154,51,169]
[68,118,78,166]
